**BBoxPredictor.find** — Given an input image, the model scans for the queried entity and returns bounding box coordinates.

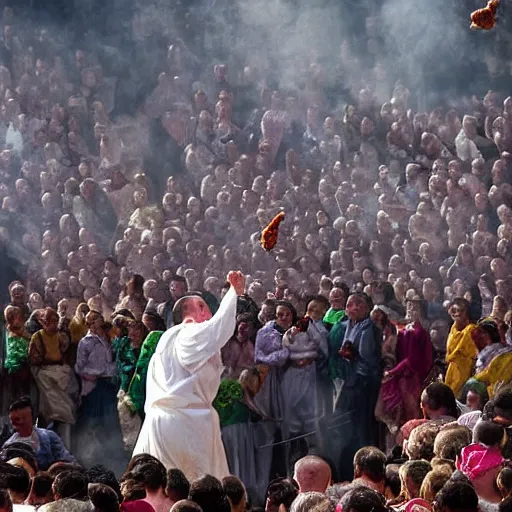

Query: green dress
[128,331,164,417]
[214,380,252,427]
[112,336,140,392]
[5,334,29,374]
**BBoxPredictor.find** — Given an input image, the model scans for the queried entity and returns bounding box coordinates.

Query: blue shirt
[3,427,76,470]
[341,317,382,384]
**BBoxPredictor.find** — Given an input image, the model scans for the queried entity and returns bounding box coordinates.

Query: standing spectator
[323,286,348,329]
[74,311,124,473]
[254,301,295,428]
[3,306,31,401]
[118,276,147,321]
[161,275,188,329]
[2,397,76,471]
[221,313,257,379]
[7,282,29,321]
[128,330,165,419]
[27,308,74,445]
[445,298,477,399]
[112,319,147,395]
[330,293,381,481]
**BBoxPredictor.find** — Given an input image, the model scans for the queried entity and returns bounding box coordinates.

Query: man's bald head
[172,293,212,325]
[293,456,332,493]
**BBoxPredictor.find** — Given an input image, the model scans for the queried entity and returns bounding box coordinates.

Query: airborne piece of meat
[260,211,285,251]
[470,0,499,30]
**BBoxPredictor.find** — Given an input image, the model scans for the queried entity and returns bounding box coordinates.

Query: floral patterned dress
[112,336,140,392]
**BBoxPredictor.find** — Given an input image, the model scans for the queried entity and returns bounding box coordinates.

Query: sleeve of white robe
[175,287,238,372]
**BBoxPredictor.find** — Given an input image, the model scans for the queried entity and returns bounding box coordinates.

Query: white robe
[133,287,237,481]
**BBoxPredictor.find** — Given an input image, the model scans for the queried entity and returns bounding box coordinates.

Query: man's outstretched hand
[227,271,245,296]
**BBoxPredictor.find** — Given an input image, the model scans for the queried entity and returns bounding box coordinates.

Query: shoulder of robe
[154,324,183,355]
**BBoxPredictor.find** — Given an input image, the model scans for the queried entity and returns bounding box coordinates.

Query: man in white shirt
[133,271,245,480]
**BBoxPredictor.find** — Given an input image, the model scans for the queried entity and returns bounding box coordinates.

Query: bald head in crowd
[293,456,332,493]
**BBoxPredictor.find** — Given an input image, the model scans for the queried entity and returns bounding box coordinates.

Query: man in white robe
[133,271,245,481]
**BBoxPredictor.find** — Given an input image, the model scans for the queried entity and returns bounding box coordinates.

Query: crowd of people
[5,386,512,512]
[1,0,512,511]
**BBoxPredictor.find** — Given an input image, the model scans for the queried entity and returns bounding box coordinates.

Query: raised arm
[176,272,244,371]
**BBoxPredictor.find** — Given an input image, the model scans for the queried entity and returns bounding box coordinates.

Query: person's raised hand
[227,271,245,296]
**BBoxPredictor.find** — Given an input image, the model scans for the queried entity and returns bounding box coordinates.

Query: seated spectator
[385,466,402,500]
[420,468,453,503]
[39,471,90,512]
[339,486,388,512]
[352,447,387,495]
[47,463,85,479]
[396,461,432,510]
[120,501,155,512]
[406,423,442,461]
[464,379,489,413]
[0,444,38,476]
[188,475,230,512]
[289,492,331,512]
[501,497,512,512]
[0,489,12,512]
[325,483,356,508]
[0,462,30,505]
[171,500,203,512]
[131,461,173,512]
[456,421,504,505]
[498,465,512,499]
[401,383,459,448]
[265,478,299,512]
[433,426,472,462]
[421,383,460,422]
[85,465,121,502]
[433,481,479,512]
[119,480,146,506]
[88,483,119,512]
[293,456,331,493]
[26,472,54,508]
[2,397,76,471]
[222,476,246,512]
[166,469,190,505]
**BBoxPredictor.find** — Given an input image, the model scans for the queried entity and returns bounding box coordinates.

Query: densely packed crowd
[1,0,512,511]
[5,386,512,512]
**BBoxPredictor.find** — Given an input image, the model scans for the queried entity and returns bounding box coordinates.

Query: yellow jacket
[445,323,477,398]
[475,350,512,398]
